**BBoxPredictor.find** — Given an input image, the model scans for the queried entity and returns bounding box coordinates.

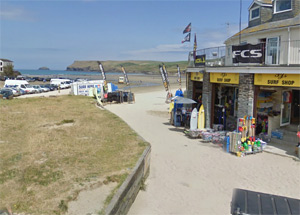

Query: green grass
[67,60,188,74]
[0,95,148,214]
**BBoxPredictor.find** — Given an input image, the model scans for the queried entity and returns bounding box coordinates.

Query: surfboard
[198,105,205,129]
[190,108,198,130]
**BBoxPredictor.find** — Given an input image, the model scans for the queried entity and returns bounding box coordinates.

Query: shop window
[250,7,260,20]
[266,37,280,65]
[274,0,292,13]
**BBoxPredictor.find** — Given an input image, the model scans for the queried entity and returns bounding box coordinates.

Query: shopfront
[210,73,240,131]
[254,73,300,135]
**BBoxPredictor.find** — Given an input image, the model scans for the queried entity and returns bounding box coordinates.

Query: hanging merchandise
[228,115,264,157]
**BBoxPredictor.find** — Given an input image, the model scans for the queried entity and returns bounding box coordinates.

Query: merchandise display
[228,115,265,157]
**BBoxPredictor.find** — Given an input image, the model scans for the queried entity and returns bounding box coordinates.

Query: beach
[106,90,300,215]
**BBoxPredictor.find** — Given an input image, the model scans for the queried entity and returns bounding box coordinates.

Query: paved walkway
[105,90,300,215]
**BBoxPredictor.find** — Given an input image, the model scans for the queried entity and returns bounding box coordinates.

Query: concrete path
[104,90,300,215]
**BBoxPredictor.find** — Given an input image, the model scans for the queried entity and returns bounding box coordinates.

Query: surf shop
[253,73,300,138]
[210,72,240,131]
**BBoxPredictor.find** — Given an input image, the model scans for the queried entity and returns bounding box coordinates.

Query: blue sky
[0,0,252,70]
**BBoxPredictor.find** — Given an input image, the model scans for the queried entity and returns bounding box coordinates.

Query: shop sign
[191,72,203,82]
[254,74,300,87]
[232,43,263,64]
[210,73,239,84]
[194,55,206,66]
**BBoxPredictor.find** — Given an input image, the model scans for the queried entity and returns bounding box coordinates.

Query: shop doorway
[280,90,292,126]
[212,84,238,131]
[192,81,203,109]
[291,90,300,125]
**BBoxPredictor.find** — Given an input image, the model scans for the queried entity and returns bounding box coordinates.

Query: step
[270,138,297,146]
[272,129,299,143]
[266,139,299,159]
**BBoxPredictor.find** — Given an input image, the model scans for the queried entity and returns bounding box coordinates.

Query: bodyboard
[198,105,205,129]
[190,108,198,130]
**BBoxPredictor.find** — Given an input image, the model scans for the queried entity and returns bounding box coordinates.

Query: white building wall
[225,26,300,66]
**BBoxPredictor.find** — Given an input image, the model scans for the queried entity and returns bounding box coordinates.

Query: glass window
[275,0,292,13]
[250,7,260,20]
[266,37,280,65]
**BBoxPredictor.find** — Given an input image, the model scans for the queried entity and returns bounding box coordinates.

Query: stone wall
[105,146,151,215]
[186,72,193,99]
[202,71,212,128]
[237,73,255,119]
[271,0,299,22]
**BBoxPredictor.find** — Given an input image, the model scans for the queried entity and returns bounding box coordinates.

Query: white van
[50,79,71,89]
[4,80,36,94]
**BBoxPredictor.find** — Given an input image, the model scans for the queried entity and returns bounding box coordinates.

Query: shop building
[186,0,300,141]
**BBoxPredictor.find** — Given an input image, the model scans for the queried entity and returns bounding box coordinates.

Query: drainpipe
[288,27,290,66]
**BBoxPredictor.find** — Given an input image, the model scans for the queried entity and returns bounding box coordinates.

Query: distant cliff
[66,60,188,74]
[39,67,50,70]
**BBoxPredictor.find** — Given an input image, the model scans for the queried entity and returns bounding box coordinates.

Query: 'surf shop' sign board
[210,73,239,84]
[254,74,300,87]
[191,72,203,82]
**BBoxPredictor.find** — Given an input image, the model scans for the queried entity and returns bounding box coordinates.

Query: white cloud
[0,5,35,21]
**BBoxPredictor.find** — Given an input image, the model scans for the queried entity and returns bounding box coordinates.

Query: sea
[18,69,145,77]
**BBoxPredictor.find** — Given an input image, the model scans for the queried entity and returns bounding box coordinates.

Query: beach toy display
[227,115,264,157]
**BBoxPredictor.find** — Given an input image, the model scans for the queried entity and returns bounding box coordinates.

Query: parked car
[32,85,43,93]
[0,88,14,99]
[43,84,55,91]
[39,85,50,92]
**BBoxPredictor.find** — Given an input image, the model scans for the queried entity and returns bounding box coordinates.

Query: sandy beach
[105,90,300,215]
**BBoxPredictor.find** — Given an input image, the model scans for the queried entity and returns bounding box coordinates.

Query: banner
[183,23,191,34]
[177,65,181,84]
[121,66,130,85]
[194,54,206,66]
[254,74,300,87]
[162,63,170,86]
[159,65,168,91]
[193,34,197,60]
[98,62,107,90]
[210,73,239,84]
[232,43,263,63]
[182,33,190,43]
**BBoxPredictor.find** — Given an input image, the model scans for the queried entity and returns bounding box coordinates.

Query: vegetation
[0,65,21,79]
[66,60,188,74]
[0,95,148,214]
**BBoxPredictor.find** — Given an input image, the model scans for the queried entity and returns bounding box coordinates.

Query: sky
[0,0,252,70]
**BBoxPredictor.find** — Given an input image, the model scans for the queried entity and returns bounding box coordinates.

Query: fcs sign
[232,43,263,64]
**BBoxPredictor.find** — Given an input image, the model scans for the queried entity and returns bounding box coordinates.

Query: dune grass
[67,60,188,73]
[0,95,148,214]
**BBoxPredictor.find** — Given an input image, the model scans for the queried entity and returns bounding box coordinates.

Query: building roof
[0,59,13,62]
[248,0,272,9]
[225,14,300,43]
[258,0,272,4]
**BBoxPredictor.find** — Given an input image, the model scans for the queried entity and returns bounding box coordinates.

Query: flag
[181,33,190,43]
[183,23,191,34]
[121,66,129,85]
[159,65,168,91]
[162,63,170,86]
[193,34,197,59]
[98,61,107,90]
[177,65,181,85]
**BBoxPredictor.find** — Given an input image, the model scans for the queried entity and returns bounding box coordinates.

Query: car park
[43,84,55,91]
[39,85,50,92]
[0,88,14,99]
[32,85,43,93]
